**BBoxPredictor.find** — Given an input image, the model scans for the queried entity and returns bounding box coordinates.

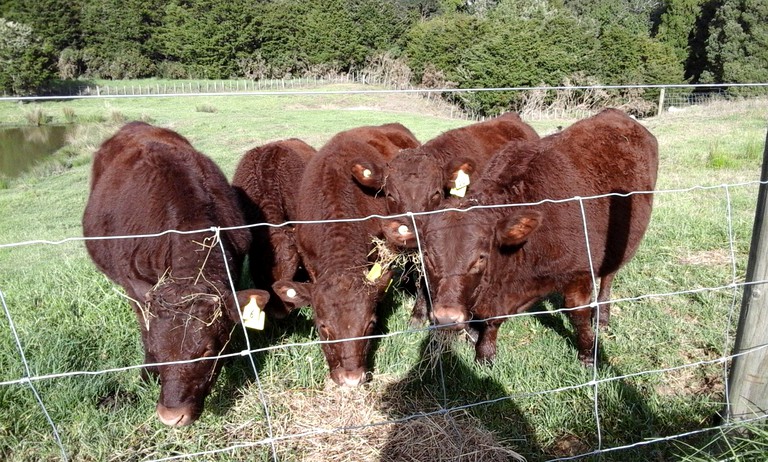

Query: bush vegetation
[0,0,766,114]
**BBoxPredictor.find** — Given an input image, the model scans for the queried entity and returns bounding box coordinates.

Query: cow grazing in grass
[413,109,658,365]
[82,121,269,427]
[351,112,539,248]
[271,123,420,387]
[232,138,317,319]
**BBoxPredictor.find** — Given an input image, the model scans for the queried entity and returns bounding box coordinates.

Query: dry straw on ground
[263,380,524,461]
[227,330,525,461]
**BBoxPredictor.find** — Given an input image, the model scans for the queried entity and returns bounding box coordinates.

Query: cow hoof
[475,354,496,366]
[578,353,596,367]
[474,347,496,365]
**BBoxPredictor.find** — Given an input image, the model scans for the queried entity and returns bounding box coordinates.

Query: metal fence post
[727,127,768,421]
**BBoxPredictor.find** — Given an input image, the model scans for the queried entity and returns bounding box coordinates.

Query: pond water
[0,125,72,178]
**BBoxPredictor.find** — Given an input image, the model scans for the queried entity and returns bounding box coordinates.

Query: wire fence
[1,85,768,460]
[4,75,768,120]
[1,181,767,460]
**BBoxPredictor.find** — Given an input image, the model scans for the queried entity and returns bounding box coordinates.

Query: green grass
[0,86,767,461]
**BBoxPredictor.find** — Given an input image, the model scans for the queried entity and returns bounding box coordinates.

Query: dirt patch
[678,249,733,267]
[284,89,467,120]
[547,433,591,458]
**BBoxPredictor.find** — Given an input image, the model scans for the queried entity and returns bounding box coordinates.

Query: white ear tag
[450,170,470,197]
[363,169,372,178]
[398,225,409,235]
[286,288,297,298]
[242,295,266,330]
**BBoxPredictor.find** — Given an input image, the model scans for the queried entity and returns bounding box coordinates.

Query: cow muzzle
[156,402,201,427]
[432,304,469,329]
[331,368,367,387]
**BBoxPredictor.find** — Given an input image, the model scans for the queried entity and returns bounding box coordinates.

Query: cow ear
[382,219,418,249]
[229,289,271,322]
[444,158,476,191]
[126,279,153,304]
[272,280,312,310]
[351,159,384,190]
[495,210,542,247]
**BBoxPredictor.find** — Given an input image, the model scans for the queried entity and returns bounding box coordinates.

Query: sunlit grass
[0,88,766,461]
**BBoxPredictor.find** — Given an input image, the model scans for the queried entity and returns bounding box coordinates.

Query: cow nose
[156,403,197,427]
[335,369,366,387]
[432,304,468,329]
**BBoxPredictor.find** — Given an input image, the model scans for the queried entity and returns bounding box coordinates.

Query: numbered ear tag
[242,295,266,330]
[366,262,383,282]
[450,170,471,197]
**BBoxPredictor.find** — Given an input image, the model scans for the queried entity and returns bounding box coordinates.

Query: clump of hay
[230,377,525,462]
[368,236,424,287]
[381,410,526,462]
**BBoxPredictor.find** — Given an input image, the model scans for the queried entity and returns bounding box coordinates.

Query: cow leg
[475,320,502,364]
[563,278,597,366]
[596,271,616,329]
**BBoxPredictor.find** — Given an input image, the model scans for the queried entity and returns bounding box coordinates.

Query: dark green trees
[701,0,768,92]
[0,0,765,105]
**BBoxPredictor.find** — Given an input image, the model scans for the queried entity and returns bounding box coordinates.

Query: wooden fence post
[657,87,666,116]
[727,127,768,421]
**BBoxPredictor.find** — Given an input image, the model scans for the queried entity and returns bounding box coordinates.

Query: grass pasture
[0,85,767,461]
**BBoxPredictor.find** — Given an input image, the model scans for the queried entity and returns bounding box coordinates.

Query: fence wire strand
[1,148,766,459]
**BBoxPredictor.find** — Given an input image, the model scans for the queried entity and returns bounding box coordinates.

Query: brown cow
[271,123,420,386]
[352,112,539,247]
[232,139,317,319]
[82,121,269,427]
[412,109,658,365]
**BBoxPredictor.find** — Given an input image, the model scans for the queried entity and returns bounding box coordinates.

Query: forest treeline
[1,0,766,114]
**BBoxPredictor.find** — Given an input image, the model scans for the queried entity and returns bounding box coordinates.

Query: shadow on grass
[526,296,725,460]
[377,329,539,461]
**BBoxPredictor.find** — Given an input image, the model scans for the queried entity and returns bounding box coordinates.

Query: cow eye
[429,191,442,206]
[365,320,376,336]
[469,253,488,274]
[386,195,398,211]
[201,346,217,358]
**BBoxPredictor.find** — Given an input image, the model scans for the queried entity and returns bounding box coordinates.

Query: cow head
[420,207,542,329]
[362,152,478,249]
[132,279,269,427]
[272,270,391,387]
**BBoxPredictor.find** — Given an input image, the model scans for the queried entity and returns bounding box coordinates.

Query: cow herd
[82,108,658,427]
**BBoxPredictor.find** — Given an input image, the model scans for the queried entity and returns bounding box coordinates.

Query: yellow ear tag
[450,169,470,197]
[242,295,266,330]
[366,262,383,282]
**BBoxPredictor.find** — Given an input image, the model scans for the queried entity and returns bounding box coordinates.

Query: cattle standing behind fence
[271,123,421,387]
[82,121,269,427]
[232,138,318,320]
[414,108,659,365]
[1,89,767,461]
[354,112,540,248]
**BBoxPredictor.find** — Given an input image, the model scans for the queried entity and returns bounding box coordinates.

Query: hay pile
[255,379,525,462]
[230,331,525,462]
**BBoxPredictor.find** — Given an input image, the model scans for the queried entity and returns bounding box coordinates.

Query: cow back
[83,121,249,302]
[232,138,317,317]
